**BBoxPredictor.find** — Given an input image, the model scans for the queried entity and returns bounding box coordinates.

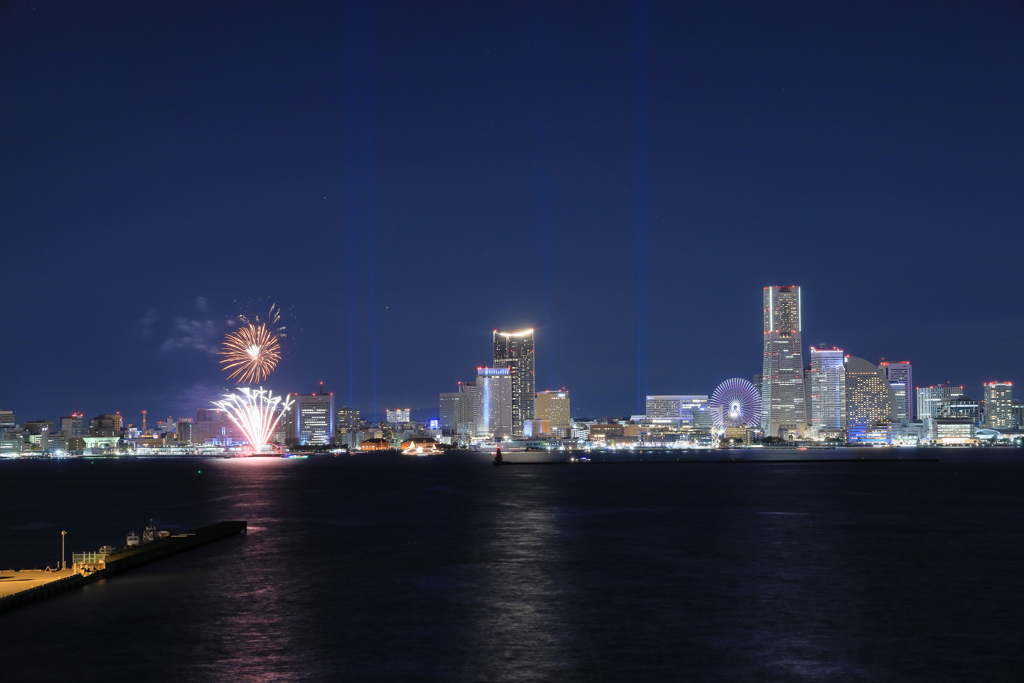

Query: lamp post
[61,530,67,571]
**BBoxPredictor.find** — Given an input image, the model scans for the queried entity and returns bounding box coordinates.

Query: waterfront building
[880,361,913,421]
[89,413,122,436]
[175,418,194,444]
[493,329,535,437]
[761,286,807,437]
[286,386,335,446]
[535,389,571,427]
[439,392,460,432]
[916,385,964,420]
[845,357,895,441]
[24,420,55,436]
[646,395,712,428]
[0,410,16,438]
[930,418,977,445]
[475,367,513,439]
[983,382,1014,428]
[1012,402,1024,430]
[60,413,86,437]
[936,395,982,424]
[523,419,551,437]
[808,345,846,434]
[386,408,411,424]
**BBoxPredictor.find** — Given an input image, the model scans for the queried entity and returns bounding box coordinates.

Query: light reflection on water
[1,450,1022,682]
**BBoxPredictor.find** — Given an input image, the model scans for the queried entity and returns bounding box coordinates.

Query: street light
[61,530,67,571]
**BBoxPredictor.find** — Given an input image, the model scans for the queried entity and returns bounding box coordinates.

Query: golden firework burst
[219,323,281,384]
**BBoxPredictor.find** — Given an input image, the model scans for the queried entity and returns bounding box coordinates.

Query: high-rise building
[24,420,56,435]
[916,385,964,420]
[456,381,478,435]
[0,410,16,437]
[536,390,571,427]
[176,418,194,444]
[845,357,895,439]
[475,367,513,439]
[286,385,335,446]
[761,286,807,437]
[336,406,361,431]
[493,329,535,437]
[89,414,122,436]
[386,409,411,424]
[983,382,1013,428]
[936,395,981,424]
[880,361,913,421]
[60,413,86,437]
[809,345,846,433]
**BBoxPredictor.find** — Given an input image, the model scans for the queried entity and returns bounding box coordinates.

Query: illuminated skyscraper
[916,385,963,420]
[493,328,535,436]
[845,357,895,442]
[880,361,913,421]
[761,286,807,437]
[286,385,335,446]
[983,382,1013,428]
[536,390,571,427]
[440,385,476,436]
[475,367,512,439]
[809,345,846,433]
[60,413,86,437]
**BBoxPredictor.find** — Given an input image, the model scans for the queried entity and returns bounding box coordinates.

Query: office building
[475,367,513,439]
[24,420,55,435]
[880,361,913,421]
[337,407,361,430]
[286,386,335,446]
[809,345,846,433]
[89,414,122,437]
[916,385,964,420]
[761,286,807,437]
[176,418,194,444]
[983,382,1013,428]
[60,413,86,437]
[493,328,535,436]
[386,408,411,424]
[845,357,895,438]
[936,395,981,424]
[536,389,571,427]
[455,382,478,435]
[0,410,16,437]
[645,395,712,428]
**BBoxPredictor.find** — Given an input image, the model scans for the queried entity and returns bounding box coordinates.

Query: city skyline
[4,284,1021,430]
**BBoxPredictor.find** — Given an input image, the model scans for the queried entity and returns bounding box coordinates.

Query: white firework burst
[212,387,294,454]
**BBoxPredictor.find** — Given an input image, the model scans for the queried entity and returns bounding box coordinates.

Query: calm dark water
[2,449,1022,682]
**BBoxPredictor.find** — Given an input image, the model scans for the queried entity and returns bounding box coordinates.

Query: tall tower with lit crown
[493,328,535,437]
[761,286,807,437]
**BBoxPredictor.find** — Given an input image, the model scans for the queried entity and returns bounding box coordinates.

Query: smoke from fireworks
[219,323,281,384]
[213,387,293,454]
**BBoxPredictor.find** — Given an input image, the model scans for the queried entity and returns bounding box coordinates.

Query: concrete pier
[0,521,246,615]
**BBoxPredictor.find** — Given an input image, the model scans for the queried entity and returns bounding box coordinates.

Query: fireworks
[238,303,287,339]
[212,387,294,454]
[219,323,281,384]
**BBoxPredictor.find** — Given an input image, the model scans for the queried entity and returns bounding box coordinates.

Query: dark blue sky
[2,1,1023,424]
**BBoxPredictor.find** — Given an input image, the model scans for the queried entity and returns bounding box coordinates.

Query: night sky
[3,1,1023,425]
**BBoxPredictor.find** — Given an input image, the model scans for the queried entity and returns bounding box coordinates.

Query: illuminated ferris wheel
[710,378,762,429]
